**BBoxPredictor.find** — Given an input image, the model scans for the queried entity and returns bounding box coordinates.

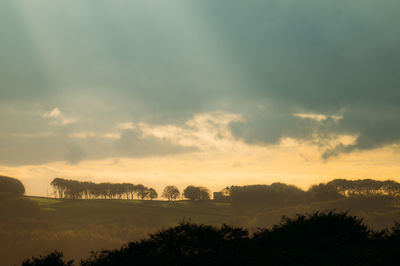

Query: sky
[1,0,400,196]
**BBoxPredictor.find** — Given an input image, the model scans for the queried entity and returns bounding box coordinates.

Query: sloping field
[27,197,233,226]
[2,196,399,266]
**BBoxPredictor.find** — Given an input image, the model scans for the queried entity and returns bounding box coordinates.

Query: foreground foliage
[22,211,400,266]
[22,251,73,266]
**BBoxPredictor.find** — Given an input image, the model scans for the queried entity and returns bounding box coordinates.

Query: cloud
[68,132,96,139]
[114,129,196,158]
[220,0,400,157]
[0,109,200,165]
[42,108,61,118]
[1,0,400,161]
[293,113,342,123]
[116,122,136,130]
[65,145,85,165]
[101,133,121,139]
[139,111,243,152]
[43,108,77,125]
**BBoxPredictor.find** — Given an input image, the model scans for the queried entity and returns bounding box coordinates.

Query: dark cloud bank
[1,0,400,165]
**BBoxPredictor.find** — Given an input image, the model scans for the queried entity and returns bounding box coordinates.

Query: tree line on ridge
[49,177,400,204]
[223,179,400,207]
[50,178,211,201]
[50,178,158,200]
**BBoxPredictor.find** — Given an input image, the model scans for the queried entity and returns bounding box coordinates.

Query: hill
[2,195,400,265]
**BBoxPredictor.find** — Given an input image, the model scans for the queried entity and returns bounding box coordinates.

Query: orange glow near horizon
[2,141,400,197]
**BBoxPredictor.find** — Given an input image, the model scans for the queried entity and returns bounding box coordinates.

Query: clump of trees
[183,185,210,201]
[162,186,180,201]
[327,179,400,197]
[217,179,400,207]
[24,211,400,266]
[307,183,342,202]
[50,179,215,202]
[227,183,306,207]
[22,251,73,266]
[0,175,25,197]
[50,178,158,200]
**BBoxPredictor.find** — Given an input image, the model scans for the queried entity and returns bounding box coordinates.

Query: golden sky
[2,114,400,196]
[1,1,400,196]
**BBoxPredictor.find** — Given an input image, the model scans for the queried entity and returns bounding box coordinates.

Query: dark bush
[0,175,25,197]
[77,211,400,266]
[22,251,73,266]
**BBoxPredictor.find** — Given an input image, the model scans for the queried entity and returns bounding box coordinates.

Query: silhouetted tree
[307,183,342,202]
[229,183,306,207]
[328,179,400,198]
[135,184,148,200]
[147,188,158,200]
[327,179,352,196]
[50,178,66,199]
[76,210,400,266]
[252,211,379,265]
[123,183,134,200]
[22,251,73,266]
[183,186,210,201]
[199,187,211,200]
[0,175,25,197]
[49,178,158,201]
[80,221,249,266]
[81,181,93,199]
[162,186,180,201]
[383,180,400,197]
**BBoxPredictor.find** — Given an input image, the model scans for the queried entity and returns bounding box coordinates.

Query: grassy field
[1,197,234,265]
[26,196,234,226]
[1,196,400,266]
[27,196,61,205]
